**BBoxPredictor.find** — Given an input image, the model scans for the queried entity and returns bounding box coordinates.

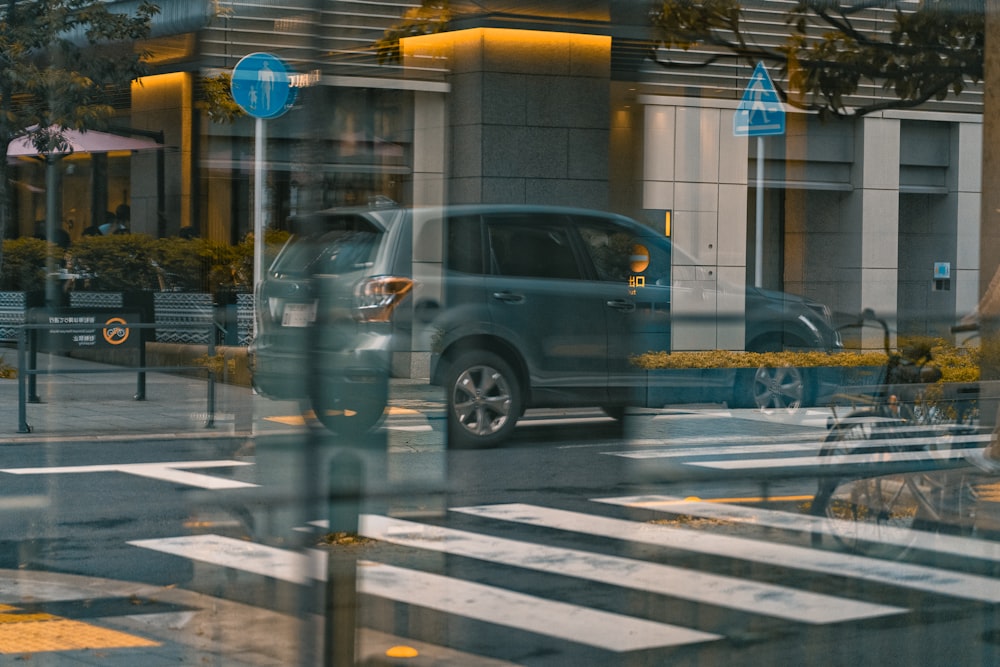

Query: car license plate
[281,302,316,327]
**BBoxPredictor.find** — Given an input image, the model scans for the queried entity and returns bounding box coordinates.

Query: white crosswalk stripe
[359,561,721,651]
[453,503,1000,603]
[358,514,903,624]
[595,495,1000,563]
[604,432,990,461]
[691,446,975,470]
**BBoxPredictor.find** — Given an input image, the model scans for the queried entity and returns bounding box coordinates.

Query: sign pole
[230,52,294,340]
[253,116,265,336]
[733,62,785,291]
[755,136,765,288]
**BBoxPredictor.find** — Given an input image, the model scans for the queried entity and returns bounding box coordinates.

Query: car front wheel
[749,363,807,411]
[446,350,523,448]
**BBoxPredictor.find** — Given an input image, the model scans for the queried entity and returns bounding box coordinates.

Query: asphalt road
[1,402,998,665]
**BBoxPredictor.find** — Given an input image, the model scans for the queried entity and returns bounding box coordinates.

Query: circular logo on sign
[103,317,130,345]
[630,244,650,273]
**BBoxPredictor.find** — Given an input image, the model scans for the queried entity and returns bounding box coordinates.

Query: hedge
[0,230,290,293]
[633,339,981,383]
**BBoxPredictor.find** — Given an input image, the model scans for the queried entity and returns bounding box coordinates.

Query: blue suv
[249,204,841,447]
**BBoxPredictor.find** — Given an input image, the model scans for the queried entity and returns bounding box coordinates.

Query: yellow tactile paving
[0,608,159,654]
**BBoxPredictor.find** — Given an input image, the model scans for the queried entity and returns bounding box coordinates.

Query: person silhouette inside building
[114,204,131,234]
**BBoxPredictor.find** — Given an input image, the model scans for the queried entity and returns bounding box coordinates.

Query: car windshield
[272,224,382,277]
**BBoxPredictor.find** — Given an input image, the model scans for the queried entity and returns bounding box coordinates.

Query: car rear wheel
[310,381,387,437]
[446,350,523,448]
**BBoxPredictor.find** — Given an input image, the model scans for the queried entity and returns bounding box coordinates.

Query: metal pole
[45,156,62,307]
[754,136,765,288]
[135,326,146,401]
[253,117,265,340]
[28,325,39,403]
[206,329,216,428]
[18,327,30,433]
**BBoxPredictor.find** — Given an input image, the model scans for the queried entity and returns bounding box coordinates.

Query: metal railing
[16,321,217,434]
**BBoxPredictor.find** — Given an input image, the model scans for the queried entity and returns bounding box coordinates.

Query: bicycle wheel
[900,390,980,535]
[812,409,921,558]
[906,471,979,535]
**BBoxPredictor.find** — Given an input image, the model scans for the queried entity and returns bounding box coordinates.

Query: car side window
[486,215,582,280]
[444,215,485,274]
[575,218,633,283]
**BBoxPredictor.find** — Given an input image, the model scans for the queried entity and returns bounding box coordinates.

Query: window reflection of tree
[578,224,632,284]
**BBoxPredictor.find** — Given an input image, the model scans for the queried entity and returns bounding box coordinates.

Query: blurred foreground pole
[326,451,362,667]
[44,156,62,308]
[981,0,1000,432]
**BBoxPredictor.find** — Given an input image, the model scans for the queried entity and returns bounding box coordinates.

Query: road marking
[650,408,831,427]
[597,495,1000,563]
[690,446,979,470]
[359,561,719,651]
[604,433,989,460]
[129,534,325,584]
[264,415,306,426]
[456,503,1000,604]
[360,514,902,624]
[606,442,823,459]
[127,537,718,651]
[0,460,256,489]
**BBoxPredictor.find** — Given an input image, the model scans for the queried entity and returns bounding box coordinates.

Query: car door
[483,211,609,404]
[572,217,672,402]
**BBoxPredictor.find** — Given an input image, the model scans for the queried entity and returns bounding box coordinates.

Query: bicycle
[809,309,981,558]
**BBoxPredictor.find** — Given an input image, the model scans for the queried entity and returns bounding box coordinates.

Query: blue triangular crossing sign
[734,62,785,137]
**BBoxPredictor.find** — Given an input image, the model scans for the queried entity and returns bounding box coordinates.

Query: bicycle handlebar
[839,308,892,357]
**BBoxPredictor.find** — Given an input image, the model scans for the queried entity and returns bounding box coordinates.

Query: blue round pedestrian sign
[230,53,295,119]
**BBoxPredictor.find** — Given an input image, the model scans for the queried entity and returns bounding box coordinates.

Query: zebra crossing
[599,416,992,474]
[130,494,1000,659]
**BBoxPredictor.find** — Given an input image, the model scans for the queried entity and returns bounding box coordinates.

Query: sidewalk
[0,568,508,665]
[0,351,443,443]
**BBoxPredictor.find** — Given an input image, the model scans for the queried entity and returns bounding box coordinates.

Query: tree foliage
[374,0,452,64]
[196,72,245,124]
[0,0,159,257]
[649,0,984,118]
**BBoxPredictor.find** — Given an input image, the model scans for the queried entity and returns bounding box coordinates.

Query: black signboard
[29,308,141,352]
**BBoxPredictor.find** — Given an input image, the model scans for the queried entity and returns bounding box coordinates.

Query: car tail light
[354,276,414,322]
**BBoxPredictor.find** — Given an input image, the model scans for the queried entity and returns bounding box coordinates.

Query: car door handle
[606,299,636,312]
[492,291,525,304]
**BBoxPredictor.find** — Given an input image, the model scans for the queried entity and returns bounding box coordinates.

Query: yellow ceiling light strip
[402,27,610,62]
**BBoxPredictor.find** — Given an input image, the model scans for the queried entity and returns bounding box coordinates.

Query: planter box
[645,365,884,409]
[0,290,254,346]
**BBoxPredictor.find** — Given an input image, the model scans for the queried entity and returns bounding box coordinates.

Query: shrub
[0,230,291,295]
[70,234,161,291]
[633,343,981,382]
[0,238,50,292]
